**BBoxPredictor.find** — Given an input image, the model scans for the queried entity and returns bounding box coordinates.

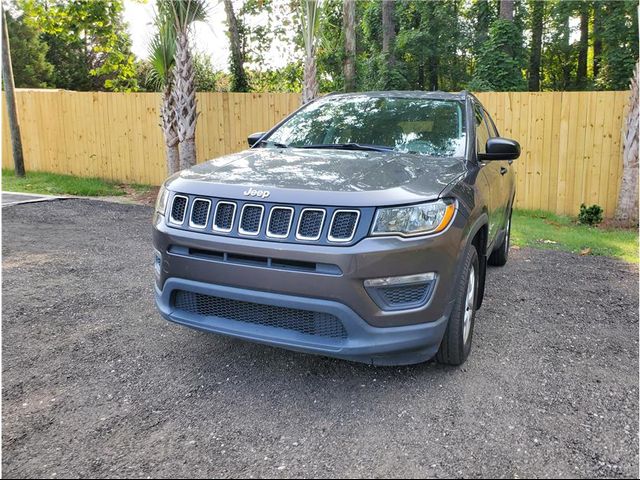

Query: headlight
[155,185,169,216]
[372,199,456,237]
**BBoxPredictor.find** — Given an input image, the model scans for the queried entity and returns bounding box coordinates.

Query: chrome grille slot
[213,201,236,232]
[239,204,264,235]
[267,206,294,238]
[170,195,188,224]
[296,208,325,240]
[189,198,211,228]
[328,210,359,242]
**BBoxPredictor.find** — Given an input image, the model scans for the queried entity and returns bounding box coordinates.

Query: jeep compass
[153,91,520,366]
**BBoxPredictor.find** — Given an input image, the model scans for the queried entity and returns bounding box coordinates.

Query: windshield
[264,95,466,157]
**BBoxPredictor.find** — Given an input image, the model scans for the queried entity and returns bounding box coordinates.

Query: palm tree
[342,0,356,92]
[167,0,208,169]
[301,0,320,104]
[147,4,179,175]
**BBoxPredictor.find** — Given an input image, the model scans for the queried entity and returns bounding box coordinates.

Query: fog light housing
[364,273,436,311]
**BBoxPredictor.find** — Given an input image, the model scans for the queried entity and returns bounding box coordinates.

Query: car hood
[166,148,466,207]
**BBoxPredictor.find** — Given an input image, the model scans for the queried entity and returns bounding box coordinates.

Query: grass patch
[2,169,152,197]
[511,209,638,264]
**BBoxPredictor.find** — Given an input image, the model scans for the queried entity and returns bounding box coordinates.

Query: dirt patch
[2,199,638,478]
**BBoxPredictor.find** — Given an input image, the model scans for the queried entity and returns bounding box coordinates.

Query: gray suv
[153,91,520,366]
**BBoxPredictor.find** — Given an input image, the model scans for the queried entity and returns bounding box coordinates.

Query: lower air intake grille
[329,211,359,241]
[380,284,429,306]
[190,199,210,227]
[170,196,188,224]
[173,290,348,339]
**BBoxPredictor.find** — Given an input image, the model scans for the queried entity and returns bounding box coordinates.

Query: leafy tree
[21,0,138,92]
[471,17,525,91]
[4,9,52,88]
[597,0,639,90]
[224,0,249,92]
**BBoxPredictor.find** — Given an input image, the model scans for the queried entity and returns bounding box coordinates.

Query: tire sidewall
[461,247,480,359]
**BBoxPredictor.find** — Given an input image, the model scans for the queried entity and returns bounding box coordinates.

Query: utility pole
[2,5,25,177]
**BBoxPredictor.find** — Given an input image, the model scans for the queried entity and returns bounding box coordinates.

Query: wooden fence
[2,89,630,217]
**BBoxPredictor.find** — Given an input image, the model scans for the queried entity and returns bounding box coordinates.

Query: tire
[436,245,479,366]
[488,211,511,267]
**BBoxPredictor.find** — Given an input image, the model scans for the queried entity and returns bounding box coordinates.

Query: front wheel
[436,245,479,366]
[488,212,511,267]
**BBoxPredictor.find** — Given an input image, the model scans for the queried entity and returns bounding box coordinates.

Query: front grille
[170,195,188,224]
[213,202,236,232]
[267,207,293,237]
[329,210,359,241]
[380,284,429,305]
[239,205,264,235]
[297,209,325,240]
[190,199,210,227]
[166,194,366,245]
[173,290,348,339]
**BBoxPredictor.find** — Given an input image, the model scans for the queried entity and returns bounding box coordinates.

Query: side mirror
[478,137,520,161]
[248,132,266,147]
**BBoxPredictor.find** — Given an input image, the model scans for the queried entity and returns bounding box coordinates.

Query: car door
[483,108,513,226]
[473,102,502,247]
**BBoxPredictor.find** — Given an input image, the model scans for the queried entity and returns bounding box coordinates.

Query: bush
[578,203,604,226]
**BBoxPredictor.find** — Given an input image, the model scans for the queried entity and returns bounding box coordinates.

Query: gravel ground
[2,199,638,479]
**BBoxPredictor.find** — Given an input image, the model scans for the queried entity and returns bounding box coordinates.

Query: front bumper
[153,210,466,365]
[156,278,452,366]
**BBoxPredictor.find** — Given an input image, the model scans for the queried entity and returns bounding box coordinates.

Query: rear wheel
[488,212,511,267]
[436,245,479,366]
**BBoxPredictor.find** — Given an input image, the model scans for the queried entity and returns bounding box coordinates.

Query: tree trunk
[593,3,602,80]
[528,0,543,91]
[178,138,197,172]
[616,61,639,224]
[343,0,356,92]
[1,6,25,177]
[428,55,438,91]
[302,47,318,104]
[577,3,589,88]
[382,0,396,67]
[173,31,198,169]
[224,0,249,92]
[499,0,514,21]
[161,85,180,174]
[301,0,319,104]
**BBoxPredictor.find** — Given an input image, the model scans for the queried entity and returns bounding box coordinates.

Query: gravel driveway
[2,199,638,478]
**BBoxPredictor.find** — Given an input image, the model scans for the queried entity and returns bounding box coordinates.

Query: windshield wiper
[297,143,393,152]
[256,140,289,148]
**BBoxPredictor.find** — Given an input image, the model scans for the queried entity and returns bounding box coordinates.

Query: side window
[474,104,490,155]
[484,109,499,137]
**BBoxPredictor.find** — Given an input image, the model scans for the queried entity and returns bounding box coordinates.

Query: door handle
[500,167,508,176]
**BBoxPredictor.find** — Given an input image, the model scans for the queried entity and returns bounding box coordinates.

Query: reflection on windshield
[266,95,466,157]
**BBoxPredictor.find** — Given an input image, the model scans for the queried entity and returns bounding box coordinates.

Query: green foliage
[137,53,220,92]
[578,204,604,226]
[2,169,129,196]
[17,0,138,92]
[248,62,303,93]
[597,0,639,90]
[472,19,526,91]
[5,10,53,88]
[511,209,637,263]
